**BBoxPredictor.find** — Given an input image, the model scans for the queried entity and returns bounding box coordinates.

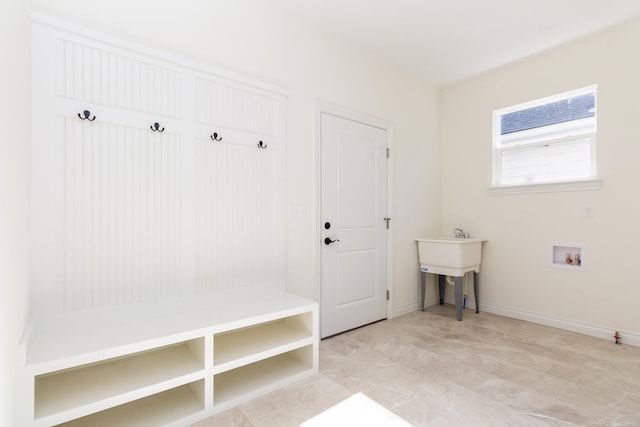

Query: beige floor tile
[192,306,640,426]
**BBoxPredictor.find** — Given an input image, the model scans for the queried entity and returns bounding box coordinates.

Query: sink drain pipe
[445,275,469,308]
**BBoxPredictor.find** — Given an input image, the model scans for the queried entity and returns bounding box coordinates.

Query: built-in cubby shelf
[35,340,204,422]
[213,312,313,372]
[551,242,586,271]
[58,381,205,427]
[21,289,318,426]
[214,346,314,406]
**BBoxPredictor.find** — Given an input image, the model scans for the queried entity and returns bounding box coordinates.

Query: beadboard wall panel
[61,117,183,312]
[195,76,276,137]
[55,37,182,119]
[194,138,276,293]
[32,19,286,319]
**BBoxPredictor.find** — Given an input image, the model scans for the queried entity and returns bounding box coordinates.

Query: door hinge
[386,148,390,159]
[384,217,391,229]
[386,290,390,301]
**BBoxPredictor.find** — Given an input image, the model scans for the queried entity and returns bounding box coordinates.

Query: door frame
[314,101,395,329]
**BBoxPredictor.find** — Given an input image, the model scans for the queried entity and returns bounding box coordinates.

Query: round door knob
[324,237,340,245]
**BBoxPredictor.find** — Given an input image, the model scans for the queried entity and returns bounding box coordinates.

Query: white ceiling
[268,0,640,87]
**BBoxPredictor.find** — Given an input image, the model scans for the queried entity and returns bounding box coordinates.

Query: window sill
[488,179,601,195]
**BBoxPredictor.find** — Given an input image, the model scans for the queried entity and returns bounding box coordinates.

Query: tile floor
[192,304,640,426]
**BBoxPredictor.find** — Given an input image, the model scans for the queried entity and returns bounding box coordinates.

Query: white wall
[0,0,31,424]
[440,18,640,340]
[30,0,440,315]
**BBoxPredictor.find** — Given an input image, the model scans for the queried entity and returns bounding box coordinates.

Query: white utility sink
[416,236,487,320]
[416,237,486,277]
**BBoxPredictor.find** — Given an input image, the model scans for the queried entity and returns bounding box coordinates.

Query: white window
[492,86,598,191]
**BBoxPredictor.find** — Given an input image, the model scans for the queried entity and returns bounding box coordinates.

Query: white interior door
[321,113,388,338]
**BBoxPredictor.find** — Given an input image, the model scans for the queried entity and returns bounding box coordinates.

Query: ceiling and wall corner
[268,0,640,87]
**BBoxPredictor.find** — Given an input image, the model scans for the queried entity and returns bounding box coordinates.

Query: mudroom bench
[19,288,318,426]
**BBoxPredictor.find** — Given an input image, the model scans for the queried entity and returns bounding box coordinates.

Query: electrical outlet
[583,206,594,218]
[288,203,306,219]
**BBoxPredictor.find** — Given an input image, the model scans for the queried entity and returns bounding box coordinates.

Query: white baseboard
[393,297,439,318]
[398,297,639,348]
[393,302,419,318]
[481,302,640,348]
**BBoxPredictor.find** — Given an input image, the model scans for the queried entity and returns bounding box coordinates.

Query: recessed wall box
[551,243,586,271]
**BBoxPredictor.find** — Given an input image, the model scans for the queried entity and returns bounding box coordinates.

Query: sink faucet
[454,228,470,238]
